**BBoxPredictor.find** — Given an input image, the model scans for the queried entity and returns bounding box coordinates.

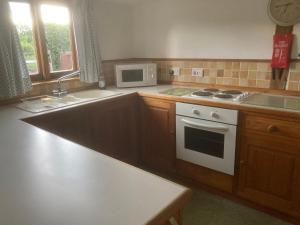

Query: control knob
[211,111,219,119]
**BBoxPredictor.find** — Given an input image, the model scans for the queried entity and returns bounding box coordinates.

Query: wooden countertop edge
[146,189,193,225]
[137,92,300,121]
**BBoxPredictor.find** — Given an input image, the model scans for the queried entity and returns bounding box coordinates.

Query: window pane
[41,4,73,72]
[9,2,39,75]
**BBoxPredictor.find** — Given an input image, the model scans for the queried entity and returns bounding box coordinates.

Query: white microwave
[115,63,157,88]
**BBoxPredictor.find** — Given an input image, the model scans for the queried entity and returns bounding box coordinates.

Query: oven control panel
[176,102,238,125]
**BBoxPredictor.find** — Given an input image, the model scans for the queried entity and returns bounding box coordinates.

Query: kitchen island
[0,103,191,225]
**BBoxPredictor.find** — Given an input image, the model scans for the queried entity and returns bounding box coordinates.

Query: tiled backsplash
[102,59,300,91]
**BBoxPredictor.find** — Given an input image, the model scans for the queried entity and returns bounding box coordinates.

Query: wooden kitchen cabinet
[139,97,176,173]
[24,94,139,165]
[86,94,138,164]
[24,106,91,146]
[237,112,300,219]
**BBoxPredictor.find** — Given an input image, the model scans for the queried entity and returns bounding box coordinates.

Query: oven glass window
[122,69,143,82]
[184,127,224,158]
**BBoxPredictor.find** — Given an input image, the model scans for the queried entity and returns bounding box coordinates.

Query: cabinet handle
[267,125,278,133]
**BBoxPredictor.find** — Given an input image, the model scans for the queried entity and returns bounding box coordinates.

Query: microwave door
[121,69,144,83]
[117,65,148,87]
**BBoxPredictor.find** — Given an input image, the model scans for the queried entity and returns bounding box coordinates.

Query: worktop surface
[0,93,191,225]
[111,85,300,115]
[1,84,300,225]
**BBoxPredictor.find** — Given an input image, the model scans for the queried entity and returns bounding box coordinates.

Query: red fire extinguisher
[271,33,293,89]
[271,33,293,69]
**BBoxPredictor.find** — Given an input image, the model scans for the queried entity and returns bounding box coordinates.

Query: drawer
[243,114,300,139]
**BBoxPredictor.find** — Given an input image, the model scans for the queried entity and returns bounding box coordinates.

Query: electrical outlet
[192,68,204,77]
[169,67,180,76]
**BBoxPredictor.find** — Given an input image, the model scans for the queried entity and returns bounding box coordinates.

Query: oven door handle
[181,119,229,133]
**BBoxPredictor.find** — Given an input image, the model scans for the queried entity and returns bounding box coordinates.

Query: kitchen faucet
[52,71,80,97]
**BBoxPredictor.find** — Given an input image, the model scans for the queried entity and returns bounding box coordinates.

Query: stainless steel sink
[17,90,122,113]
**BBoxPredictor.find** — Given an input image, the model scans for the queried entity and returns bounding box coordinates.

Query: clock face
[268,0,300,26]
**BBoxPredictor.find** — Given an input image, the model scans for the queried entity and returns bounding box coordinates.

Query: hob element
[213,94,234,99]
[203,88,220,92]
[191,91,213,97]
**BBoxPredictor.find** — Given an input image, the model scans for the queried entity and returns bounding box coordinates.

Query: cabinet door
[237,133,300,218]
[88,95,138,164]
[139,97,176,173]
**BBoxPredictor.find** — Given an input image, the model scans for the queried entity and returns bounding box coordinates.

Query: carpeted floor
[183,189,291,225]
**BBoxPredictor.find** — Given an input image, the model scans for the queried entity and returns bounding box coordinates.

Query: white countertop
[1,84,299,225]
[0,93,190,225]
[120,85,300,114]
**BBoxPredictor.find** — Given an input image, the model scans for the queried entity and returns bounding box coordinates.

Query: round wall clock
[268,0,300,26]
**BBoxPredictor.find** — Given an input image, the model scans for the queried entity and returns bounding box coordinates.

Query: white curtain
[0,0,32,97]
[71,0,102,83]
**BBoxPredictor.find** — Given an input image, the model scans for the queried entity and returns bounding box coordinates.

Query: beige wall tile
[209,78,217,84]
[248,80,257,87]
[248,62,258,71]
[181,68,192,75]
[248,71,257,80]
[103,59,300,92]
[289,62,300,71]
[224,70,232,77]
[225,62,232,70]
[257,62,271,72]
[240,62,248,70]
[202,61,209,68]
[287,82,299,91]
[216,77,223,84]
[209,69,218,77]
[216,62,225,69]
[257,80,271,88]
[203,69,210,77]
[217,69,224,77]
[223,77,233,85]
[289,72,300,81]
[232,78,239,86]
[231,71,239,78]
[190,61,204,67]
[208,62,217,68]
[239,79,248,87]
[232,62,240,70]
[239,71,248,79]
[257,72,271,80]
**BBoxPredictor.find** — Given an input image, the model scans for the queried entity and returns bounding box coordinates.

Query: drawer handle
[267,125,278,133]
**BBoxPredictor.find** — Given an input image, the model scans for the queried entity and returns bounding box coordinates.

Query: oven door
[116,64,147,88]
[176,115,236,175]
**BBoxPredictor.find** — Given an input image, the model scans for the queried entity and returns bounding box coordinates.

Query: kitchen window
[9,1,78,82]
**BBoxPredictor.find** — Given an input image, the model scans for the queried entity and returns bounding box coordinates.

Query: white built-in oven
[115,63,157,88]
[176,103,238,175]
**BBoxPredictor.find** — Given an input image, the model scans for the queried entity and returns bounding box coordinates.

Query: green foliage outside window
[44,23,71,71]
[17,23,71,74]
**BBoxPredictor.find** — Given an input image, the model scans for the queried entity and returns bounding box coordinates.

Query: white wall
[132,0,287,59]
[92,0,133,60]
[93,0,300,60]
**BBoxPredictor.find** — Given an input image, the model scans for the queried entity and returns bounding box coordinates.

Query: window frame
[12,0,79,82]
